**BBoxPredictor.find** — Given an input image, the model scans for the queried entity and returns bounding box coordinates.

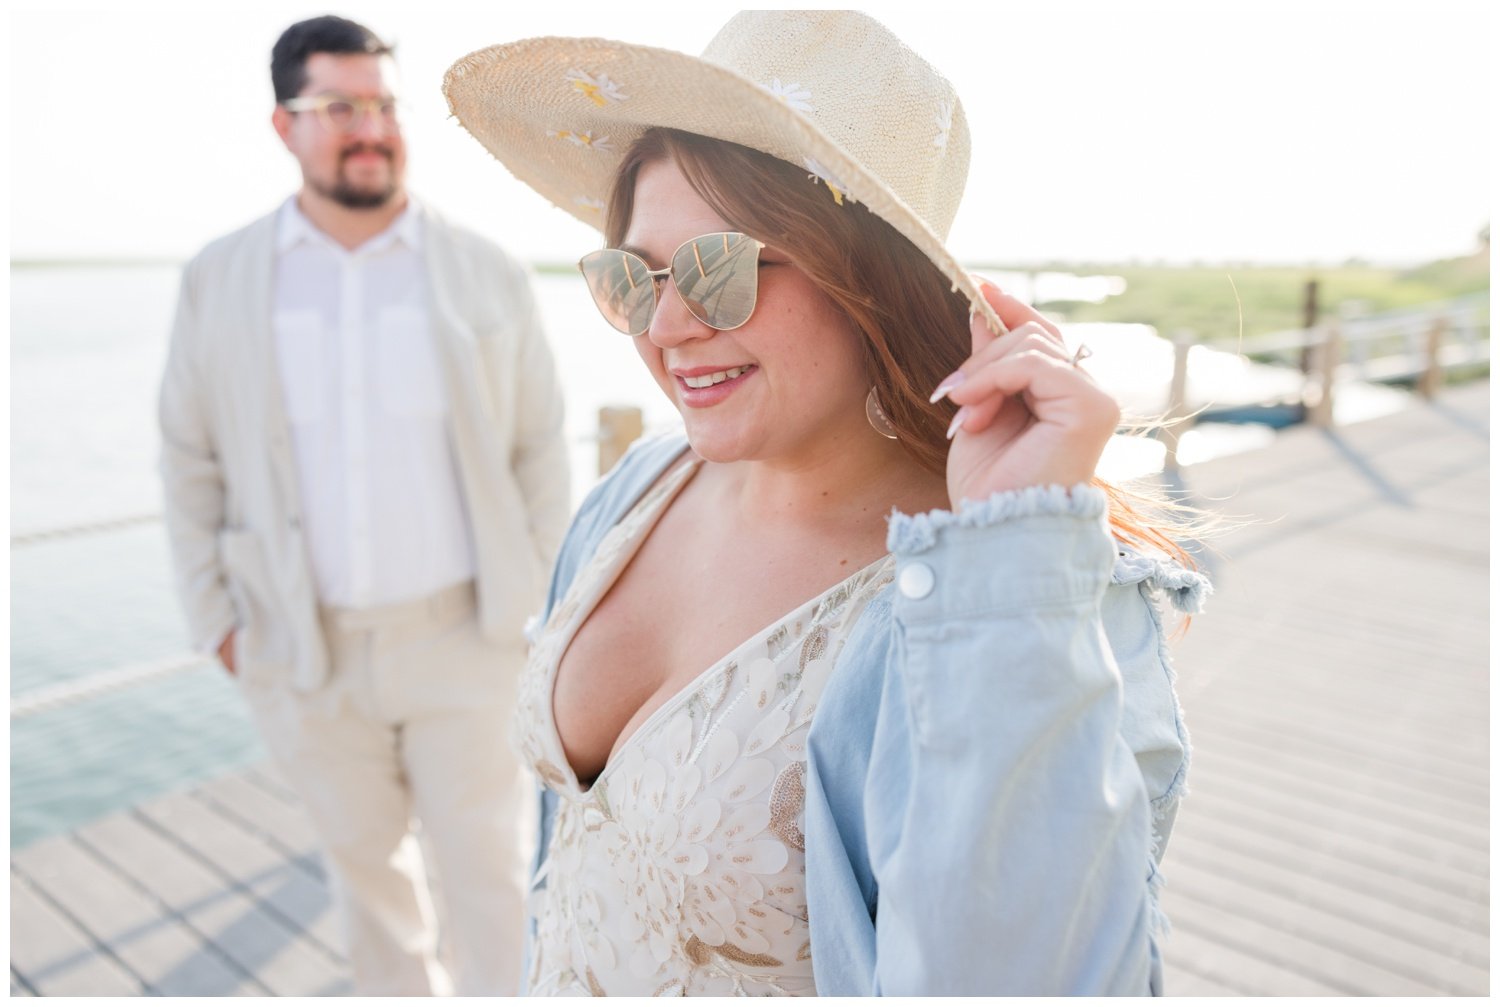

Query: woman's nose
[645,277,715,348]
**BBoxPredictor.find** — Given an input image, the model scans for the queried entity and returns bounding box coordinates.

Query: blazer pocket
[218,528,291,673]
[376,305,446,418]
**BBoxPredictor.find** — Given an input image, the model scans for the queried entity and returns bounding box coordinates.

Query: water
[9,263,1410,848]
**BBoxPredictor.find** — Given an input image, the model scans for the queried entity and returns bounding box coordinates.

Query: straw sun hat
[443,9,1003,330]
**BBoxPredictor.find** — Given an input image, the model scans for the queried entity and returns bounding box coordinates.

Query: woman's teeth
[682,366,751,389]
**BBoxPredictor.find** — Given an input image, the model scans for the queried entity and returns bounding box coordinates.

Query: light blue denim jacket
[525,432,1208,996]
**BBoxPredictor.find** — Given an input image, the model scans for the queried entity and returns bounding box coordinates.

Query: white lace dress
[514,458,893,996]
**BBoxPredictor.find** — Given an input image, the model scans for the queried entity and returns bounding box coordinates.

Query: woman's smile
[672,363,757,406]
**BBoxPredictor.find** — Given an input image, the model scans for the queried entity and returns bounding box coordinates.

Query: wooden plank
[1185,766,1488,880]
[131,788,344,958]
[11,834,262,995]
[1193,725,1488,828]
[1197,743,1488,854]
[245,763,301,804]
[1163,886,1439,995]
[1186,706,1489,806]
[1169,796,1489,934]
[1167,842,1488,981]
[76,808,349,996]
[10,871,141,996]
[1159,921,1346,996]
[1166,963,1250,997]
[193,772,325,874]
[1183,688,1487,787]
[1176,782,1488,908]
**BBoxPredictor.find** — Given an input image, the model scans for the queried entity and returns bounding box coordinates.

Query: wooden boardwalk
[1159,379,1489,996]
[11,382,1489,996]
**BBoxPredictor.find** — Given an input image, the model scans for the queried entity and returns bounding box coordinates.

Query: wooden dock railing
[1162,294,1489,470]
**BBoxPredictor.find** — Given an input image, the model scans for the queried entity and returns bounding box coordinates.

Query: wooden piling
[1162,330,1195,473]
[1307,322,1342,427]
[1418,314,1447,399]
[597,406,643,476]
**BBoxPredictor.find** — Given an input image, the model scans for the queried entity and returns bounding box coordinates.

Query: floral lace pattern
[515,456,893,995]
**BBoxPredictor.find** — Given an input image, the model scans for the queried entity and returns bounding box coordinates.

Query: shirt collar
[275,195,423,255]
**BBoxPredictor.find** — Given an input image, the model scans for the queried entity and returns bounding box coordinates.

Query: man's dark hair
[271,15,393,102]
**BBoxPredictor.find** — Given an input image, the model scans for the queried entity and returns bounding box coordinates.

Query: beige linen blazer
[159,202,571,691]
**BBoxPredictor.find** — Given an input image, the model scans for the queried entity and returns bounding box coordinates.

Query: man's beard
[315,143,399,209]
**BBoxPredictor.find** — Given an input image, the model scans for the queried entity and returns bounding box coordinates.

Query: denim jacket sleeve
[803,484,1208,996]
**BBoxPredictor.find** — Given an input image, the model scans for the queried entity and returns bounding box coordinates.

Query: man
[158,15,570,995]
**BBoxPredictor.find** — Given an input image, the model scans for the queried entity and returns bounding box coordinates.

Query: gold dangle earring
[865,387,898,439]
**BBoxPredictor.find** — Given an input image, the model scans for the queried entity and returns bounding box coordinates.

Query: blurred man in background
[157,15,569,994]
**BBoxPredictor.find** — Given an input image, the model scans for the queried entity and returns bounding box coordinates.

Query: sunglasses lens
[579,249,656,335]
[671,232,760,331]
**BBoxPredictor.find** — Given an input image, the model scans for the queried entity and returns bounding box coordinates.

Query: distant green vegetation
[994,248,1490,345]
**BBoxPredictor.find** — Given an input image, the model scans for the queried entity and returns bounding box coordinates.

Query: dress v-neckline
[540,454,890,798]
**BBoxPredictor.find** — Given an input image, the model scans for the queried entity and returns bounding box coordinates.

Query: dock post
[1162,330,1194,473]
[1298,278,1320,375]
[598,405,643,476]
[1418,314,1447,399]
[1308,322,1341,426]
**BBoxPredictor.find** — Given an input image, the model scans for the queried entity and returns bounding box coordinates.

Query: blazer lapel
[239,213,305,511]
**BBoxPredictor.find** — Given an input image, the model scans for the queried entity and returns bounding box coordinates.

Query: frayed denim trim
[1112,552,1213,615]
[886,484,1108,554]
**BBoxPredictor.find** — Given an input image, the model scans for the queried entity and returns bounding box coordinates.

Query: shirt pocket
[273,309,325,426]
[375,305,446,418]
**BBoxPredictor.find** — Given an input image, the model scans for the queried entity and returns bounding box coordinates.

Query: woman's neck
[705,429,947,532]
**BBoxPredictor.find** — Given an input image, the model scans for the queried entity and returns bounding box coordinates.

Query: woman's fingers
[931,320,1074,404]
[946,349,1118,439]
[973,277,1063,339]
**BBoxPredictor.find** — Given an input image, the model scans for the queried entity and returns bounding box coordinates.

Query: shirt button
[899,562,935,600]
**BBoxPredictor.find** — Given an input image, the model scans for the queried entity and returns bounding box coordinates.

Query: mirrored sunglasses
[578,232,765,337]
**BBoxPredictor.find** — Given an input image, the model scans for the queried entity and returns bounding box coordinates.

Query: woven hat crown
[695,10,971,241]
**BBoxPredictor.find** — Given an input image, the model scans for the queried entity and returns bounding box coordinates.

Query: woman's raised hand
[934,280,1121,507]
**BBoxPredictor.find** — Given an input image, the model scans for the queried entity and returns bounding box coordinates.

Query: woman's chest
[554,514,878,778]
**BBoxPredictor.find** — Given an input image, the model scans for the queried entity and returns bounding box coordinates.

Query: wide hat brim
[443,31,1004,333]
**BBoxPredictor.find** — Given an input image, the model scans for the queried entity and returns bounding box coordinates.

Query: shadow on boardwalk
[10,382,1490,996]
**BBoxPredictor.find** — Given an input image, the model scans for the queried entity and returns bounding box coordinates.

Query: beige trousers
[238,581,533,995]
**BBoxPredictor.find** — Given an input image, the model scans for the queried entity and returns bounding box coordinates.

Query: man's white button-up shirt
[273,196,475,609]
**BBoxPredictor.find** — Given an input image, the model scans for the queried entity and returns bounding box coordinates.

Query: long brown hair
[607,128,1195,565]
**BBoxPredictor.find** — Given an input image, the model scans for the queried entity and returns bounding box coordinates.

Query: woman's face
[622,158,871,466]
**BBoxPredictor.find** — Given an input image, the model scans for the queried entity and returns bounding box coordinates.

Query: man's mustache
[340,143,395,163]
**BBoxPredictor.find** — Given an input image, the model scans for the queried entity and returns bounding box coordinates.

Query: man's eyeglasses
[281,94,400,133]
[578,232,765,336]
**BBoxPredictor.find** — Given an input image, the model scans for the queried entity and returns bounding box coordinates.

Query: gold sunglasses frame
[578,232,767,337]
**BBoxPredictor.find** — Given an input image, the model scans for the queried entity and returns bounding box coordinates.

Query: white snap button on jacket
[898,562,935,600]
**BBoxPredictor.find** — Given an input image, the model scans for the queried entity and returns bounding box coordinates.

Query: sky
[7,1,1492,266]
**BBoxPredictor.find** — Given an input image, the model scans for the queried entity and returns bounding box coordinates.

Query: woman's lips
[674,364,756,407]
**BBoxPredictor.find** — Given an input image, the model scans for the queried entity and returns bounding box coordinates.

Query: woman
[445,11,1208,995]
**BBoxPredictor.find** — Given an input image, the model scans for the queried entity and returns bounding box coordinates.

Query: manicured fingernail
[945,406,969,440]
[929,371,966,403]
